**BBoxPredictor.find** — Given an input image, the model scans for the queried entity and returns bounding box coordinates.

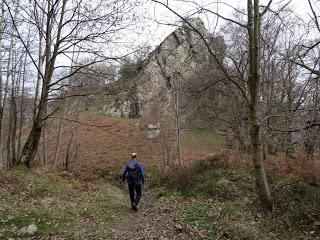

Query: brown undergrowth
[150,153,320,239]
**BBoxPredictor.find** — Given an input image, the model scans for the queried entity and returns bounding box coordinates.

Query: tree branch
[151,0,250,106]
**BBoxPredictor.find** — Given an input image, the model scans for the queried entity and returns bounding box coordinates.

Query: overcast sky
[143,0,318,47]
[55,0,318,68]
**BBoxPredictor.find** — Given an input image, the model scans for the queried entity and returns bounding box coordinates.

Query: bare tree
[172,72,183,167]
[246,0,272,209]
[0,2,5,162]
[152,0,274,209]
[2,0,143,168]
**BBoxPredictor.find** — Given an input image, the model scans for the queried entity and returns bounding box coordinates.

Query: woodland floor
[0,169,199,240]
[109,190,200,240]
[1,163,319,240]
[1,114,320,239]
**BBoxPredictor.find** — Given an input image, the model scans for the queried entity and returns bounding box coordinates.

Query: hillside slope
[35,113,224,176]
[37,114,147,173]
[3,114,319,239]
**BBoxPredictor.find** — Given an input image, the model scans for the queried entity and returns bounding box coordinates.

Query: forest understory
[0,115,319,240]
[0,157,319,240]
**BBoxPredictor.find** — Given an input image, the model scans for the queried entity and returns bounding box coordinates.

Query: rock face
[104,18,225,118]
[103,97,131,118]
[136,17,225,116]
[146,123,161,139]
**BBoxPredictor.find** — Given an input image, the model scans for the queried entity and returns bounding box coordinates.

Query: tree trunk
[11,50,24,166]
[19,0,67,167]
[262,140,268,161]
[53,112,64,166]
[247,0,272,210]
[33,18,44,120]
[65,130,74,171]
[285,61,295,165]
[19,95,48,167]
[42,125,47,166]
[174,74,182,167]
[249,110,272,209]
[10,84,18,166]
[1,37,13,147]
[54,42,77,168]
[6,43,17,169]
[18,50,29,155]
[7,100,12,168]
[0,2,4,172]
[1,0,21,169]
[65,106,80,171]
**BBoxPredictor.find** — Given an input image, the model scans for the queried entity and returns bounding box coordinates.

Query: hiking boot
[132,203,138,211]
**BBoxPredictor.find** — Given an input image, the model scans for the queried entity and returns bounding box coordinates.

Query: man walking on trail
[122,153,145,211]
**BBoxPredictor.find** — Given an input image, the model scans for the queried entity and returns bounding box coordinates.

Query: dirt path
[109,190,199,240]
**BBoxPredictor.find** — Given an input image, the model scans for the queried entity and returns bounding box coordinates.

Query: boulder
[147,123,161,139]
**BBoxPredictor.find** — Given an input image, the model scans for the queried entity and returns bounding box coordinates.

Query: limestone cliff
[104,18,225,118]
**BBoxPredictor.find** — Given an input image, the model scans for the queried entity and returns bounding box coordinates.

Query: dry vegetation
[0,114,319,239]
[151,154,320,240]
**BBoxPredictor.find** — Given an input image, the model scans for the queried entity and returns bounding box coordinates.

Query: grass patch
[32,176,66,196]
[182,129,224,151]
[178,201,218,234]
[0,211,57,239]
[150,155,216,195]
[152,154,252,198]
[1,211,52,229]
[0,169,129,239]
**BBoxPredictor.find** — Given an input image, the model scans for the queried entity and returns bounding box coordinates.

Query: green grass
[178,201,219,234]
[32,176,66,196]
[0,168,129,239]
[182,129,224,151]
[1,211,52,229]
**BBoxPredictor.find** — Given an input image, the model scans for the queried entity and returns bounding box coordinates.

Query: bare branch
[151,0,250,106]
[260,0,273,16]
[48,116,116,132]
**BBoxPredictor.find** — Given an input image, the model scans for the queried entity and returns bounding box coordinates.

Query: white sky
[55,0,318,70]
[143,0,318,47]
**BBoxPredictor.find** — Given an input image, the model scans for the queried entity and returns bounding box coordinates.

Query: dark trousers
[128,183,142,206]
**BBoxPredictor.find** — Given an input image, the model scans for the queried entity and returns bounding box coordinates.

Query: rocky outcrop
[136,17,225,116]
[103,94,132,118]
[104,18,225,118]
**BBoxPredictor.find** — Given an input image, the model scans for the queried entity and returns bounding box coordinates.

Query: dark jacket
[122,159,145,185]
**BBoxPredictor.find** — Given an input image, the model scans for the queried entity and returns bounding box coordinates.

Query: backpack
[126,162,139,184]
